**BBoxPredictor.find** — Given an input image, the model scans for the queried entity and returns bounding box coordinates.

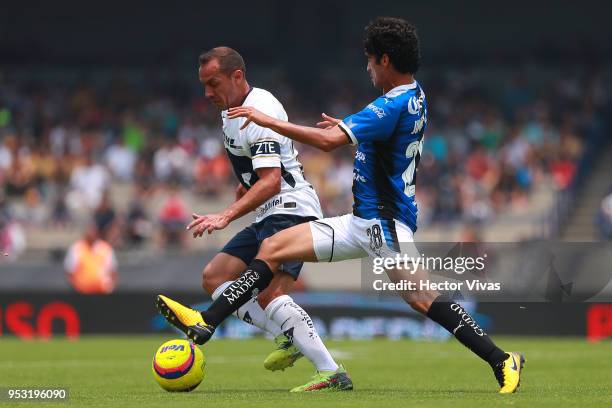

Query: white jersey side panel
[222,87,323,222]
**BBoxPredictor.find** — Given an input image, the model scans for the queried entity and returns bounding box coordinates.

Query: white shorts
[309,214,419,262]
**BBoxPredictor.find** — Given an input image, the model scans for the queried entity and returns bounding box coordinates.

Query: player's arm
[227,107,350,152]
[187,167,280,237]
[235,183,248,201]
[223,167,280,223]
[230,97,402,148]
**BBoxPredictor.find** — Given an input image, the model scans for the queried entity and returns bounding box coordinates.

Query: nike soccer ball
[152,339,205,392]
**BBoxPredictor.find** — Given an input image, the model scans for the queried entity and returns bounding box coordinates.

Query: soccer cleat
[156,295,215,345]
[493,352,525,394]
[263,333,304,371]
[289,364,353,392]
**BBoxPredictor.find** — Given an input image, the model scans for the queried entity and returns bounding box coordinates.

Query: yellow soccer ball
[152,339,205,392]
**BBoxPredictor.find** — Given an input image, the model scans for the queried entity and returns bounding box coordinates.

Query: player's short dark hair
[364,17,420,74]
[198,46,246,76]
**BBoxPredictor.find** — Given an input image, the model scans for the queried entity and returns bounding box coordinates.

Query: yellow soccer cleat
[493,352,525,393]
[156,295,215,345]
[263,333,304,371]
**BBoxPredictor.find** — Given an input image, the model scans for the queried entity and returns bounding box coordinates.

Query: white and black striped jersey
[221,87,323,222]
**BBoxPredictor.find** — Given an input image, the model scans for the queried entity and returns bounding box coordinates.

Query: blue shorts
[220,214,318,280]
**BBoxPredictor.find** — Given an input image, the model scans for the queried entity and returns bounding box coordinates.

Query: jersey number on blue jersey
[402,139,424,197]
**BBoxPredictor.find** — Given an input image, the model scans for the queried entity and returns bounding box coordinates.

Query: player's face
[199,59,241,110]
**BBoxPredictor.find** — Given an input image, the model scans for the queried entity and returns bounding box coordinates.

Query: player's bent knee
[201,273,214,295]
[202,263,221,295]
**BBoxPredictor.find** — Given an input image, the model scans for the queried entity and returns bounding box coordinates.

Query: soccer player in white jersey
[158,18,525,394]
[156,47,352,392]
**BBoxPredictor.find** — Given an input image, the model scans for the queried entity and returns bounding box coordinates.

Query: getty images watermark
[370,252,501,292]
[361,241,612,302]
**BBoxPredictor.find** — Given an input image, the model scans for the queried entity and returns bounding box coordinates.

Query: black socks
[427,295,507,367]
[202,259,274,326]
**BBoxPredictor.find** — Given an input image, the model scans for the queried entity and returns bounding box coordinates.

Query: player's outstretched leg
[387,266,525,393]
[204,254,283,335]
[202,253,304,370]
[210,281,304,371]
[195,223,318,344]
[156,251,273,345]
[427,296,525,393]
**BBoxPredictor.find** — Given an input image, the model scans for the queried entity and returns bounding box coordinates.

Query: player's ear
[232,69,244,83]
[380,54,390,68]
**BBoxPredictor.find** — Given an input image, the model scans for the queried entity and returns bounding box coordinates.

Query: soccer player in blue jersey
[158,17,525,393]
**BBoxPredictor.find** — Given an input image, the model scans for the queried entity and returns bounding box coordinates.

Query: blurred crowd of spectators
[411,68,606,225]
[0,64,608,253]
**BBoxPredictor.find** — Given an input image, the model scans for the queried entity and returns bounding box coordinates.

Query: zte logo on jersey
[250,141,280,157]
[367,103,386,119]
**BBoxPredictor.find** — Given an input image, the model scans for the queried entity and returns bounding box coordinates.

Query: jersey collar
[385,81,417,98]
[240,86,254,106]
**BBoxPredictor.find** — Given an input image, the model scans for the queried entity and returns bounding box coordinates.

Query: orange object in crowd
[64,238,117,294]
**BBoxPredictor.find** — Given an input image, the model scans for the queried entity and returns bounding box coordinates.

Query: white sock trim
[264,294,292,321]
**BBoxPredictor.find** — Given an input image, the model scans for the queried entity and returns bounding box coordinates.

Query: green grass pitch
[0,336,611,407]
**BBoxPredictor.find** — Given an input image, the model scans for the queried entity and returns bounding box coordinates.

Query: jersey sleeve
[243,101,283,170]
[338,96,402,145]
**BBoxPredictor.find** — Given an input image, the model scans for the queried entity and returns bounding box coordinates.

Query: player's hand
[316,112,341,129]
[227,107,273,130]
[187,212,231,237]
[235,184,247,201]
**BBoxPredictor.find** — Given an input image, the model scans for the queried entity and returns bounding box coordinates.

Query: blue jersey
[338,82,427,232]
